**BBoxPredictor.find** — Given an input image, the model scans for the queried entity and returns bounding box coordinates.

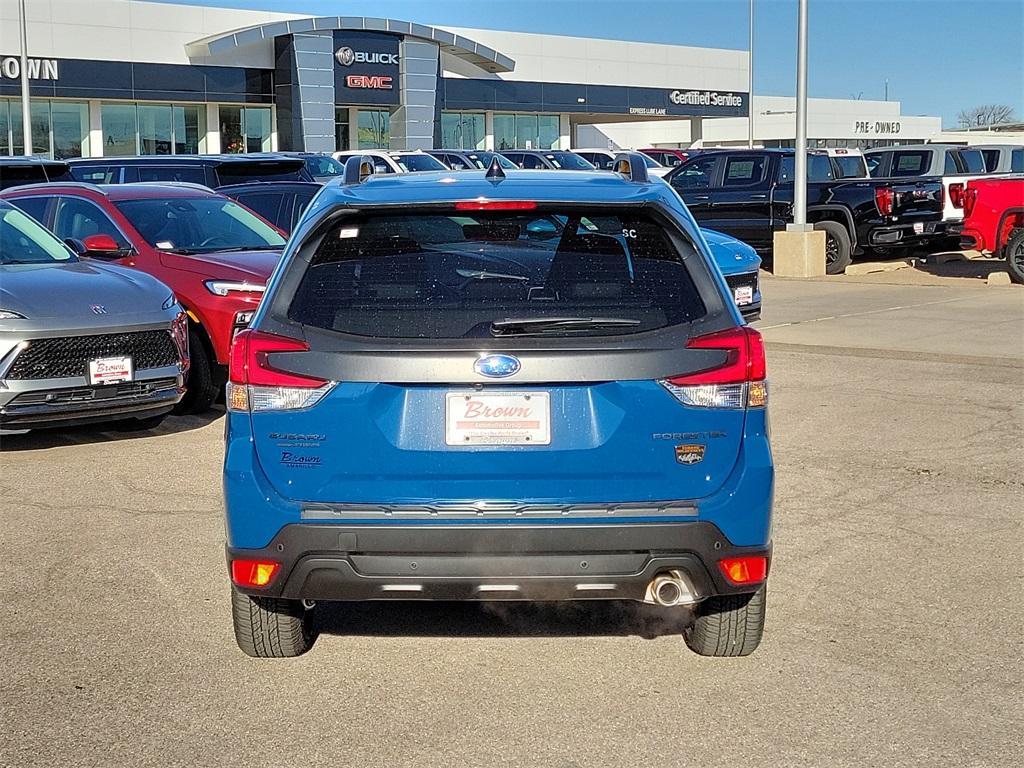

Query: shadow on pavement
[0,407,224,451]
[912,253,1006,280]
[315,599,689,640]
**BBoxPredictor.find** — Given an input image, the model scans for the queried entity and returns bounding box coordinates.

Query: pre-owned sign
[853,120,902,135]
[333,31,400,106]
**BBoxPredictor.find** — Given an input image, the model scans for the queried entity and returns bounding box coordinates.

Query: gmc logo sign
[346,75,393,90]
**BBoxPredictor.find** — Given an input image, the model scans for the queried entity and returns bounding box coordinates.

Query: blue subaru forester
[223,154,773,658]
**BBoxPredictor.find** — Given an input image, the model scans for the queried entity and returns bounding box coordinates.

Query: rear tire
[814,221,852,275]
[230,587,316,658]
[684,585,766,657]
[174,328,219,414]
[1005,229,1024,285]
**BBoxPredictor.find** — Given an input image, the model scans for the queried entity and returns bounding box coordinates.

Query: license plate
[88,356,133,385]
[445,392,551,446]
[913,222,924,234]
[733,285,754,306]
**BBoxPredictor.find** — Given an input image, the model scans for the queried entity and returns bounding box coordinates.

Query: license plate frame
[88,356,133,385]
[733,285,754,306]
[913,222,925,235]
[445,391,551,446]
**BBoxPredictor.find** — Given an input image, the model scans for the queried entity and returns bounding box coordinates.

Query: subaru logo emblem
[474,354,521,378]
[90,304,107,315]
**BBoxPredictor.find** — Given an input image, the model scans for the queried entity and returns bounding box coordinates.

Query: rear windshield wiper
[456,268,529,281]
[490,316,641,336]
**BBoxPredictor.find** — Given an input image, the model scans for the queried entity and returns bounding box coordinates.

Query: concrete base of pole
[772,229,826,277]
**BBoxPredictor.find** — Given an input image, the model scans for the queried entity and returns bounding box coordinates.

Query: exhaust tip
[647,570,697,607]
[655,579,682,606]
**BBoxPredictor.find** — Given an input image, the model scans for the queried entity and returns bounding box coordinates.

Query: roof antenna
[485,155,506,181]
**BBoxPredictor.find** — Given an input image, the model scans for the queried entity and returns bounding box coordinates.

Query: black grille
[6,331,180,380]
[724,272,758,292]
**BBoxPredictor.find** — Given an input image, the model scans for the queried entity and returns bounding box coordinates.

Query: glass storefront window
[139,104,173,155]
[51,102,89,159]
[102,103,139,156]
[10,100,51,156]
[493,113,561,150]
[335,107,350,151]
[172,105,205,154]
[357,110,390,149]
[441,112,485,150]
[220,106,244,154]
[0,101,10,156]
[220,105,272,154]
[2,99,88,158]
[494,114,515,150]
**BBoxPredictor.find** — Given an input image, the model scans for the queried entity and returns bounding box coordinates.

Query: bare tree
[957,104,1017,128]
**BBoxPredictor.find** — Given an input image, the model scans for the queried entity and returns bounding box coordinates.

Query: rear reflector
[719,556,768,585]
[231,559,280,588]
[454,200,537,211]
[659,326,767,409]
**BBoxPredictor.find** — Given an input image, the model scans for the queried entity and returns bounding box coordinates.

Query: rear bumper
[867,220,945,246]
[227,521,771,603]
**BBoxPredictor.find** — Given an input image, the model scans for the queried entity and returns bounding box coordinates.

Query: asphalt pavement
[1,274,1022,768]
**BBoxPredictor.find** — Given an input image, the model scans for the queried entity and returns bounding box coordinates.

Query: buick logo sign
[335,46,355,67]
[474,354,521,378]
[335,46,399,67]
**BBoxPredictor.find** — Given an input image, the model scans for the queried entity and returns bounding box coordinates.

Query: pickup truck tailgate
[891,180,943,218]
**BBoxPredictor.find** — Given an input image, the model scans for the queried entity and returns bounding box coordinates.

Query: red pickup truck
[958,177,1024,283]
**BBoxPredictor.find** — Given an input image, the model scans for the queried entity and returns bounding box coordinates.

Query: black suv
[0,157,72,190]
[68,154,313,188]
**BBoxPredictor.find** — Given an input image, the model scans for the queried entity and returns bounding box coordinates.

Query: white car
[573,148,672,178]
[332,149,448,174]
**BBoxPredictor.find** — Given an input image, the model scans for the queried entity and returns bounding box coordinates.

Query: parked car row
[955,174,1024,283]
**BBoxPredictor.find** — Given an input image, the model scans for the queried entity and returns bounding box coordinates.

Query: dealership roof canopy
[186,16,516,74]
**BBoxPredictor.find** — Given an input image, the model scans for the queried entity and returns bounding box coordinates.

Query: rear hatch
[887,179,944,221]
[238,204,755,510]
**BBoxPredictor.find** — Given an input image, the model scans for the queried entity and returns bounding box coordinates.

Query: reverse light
[659,326,767,409]
[227,329,334,412]
[454,200,537,211]
[719,556,768,585]
[230,559,280,588]
[875,186,894,217]
[204,280,266,297]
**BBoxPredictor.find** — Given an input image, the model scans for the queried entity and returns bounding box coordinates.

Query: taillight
[454,200,537,211]
[659,326,767,409]
[875,186,894,216]
[226,329,333,412]
[949,182,965,209]
[963,187,978,218]
[719,556,768,585]
[230,559,280,588]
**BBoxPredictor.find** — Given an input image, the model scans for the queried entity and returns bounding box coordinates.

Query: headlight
[204,280,266,297]
[0,310,26,320]
[161,293,177,310]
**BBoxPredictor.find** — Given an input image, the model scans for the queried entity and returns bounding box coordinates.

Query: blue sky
[150,0,1024,126]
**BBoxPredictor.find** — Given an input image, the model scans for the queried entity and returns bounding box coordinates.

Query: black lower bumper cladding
[228,522,771,602]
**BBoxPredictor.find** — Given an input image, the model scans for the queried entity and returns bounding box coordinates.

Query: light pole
[747,0,754,149]
[791,0,809,228]
[19,0,32,155]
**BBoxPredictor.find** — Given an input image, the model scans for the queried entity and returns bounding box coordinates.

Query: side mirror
[81,233,127,258]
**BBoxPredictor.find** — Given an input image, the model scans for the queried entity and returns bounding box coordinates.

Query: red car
[958,177,1024,284]
[1,182,287,410]
[638,148,697,168]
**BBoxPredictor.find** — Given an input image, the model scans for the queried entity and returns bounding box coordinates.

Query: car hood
[159,248,283,282]
[0,261,170,321]
[700,228,762,275]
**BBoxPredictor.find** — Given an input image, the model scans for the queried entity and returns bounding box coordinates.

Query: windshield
[0,204,75,264]
[287,208,706,339]
[467,152,517,170]
[394,154,448,172]
[114,197,286,254]
[304,155,345,177]
[639,154,662,168]
[547,152,596,170]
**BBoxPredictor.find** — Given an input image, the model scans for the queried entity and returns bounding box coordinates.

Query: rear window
[288,209,706,339]
[778,155,836,182]
[392,154,447,172]
[890,151,931,176]
[832,155,868,178]
[215,161,306,186]
[1012,149,1024,173]
[547,152,596,170]
[981,149,1000,172]
[957,149,986,174]
[136,165,209,185]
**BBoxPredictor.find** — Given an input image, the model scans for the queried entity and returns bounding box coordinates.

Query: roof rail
[0,180,107,195]
[612,152,650,183]
[343,155,376,185]
[129,181,213,191]
[485,155,506,181]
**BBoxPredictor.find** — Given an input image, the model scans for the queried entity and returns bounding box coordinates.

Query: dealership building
[0,0,945,160]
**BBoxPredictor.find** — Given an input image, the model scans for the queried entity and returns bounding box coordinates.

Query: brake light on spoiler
[454,200,537,211]
[660,327,767,409]
[227,329,334,412]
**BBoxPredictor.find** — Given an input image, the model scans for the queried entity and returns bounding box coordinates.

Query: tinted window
[943,153,959,175]
[231,192,285,230]
[521,154,547,169]
[290,190,318,232]
[444,154,469,170]
[288,209,706,339]
[547,152,596,170]
[393,154,447,172]
[304,155,344,177]
[136,165,209,185]
[70,165,118,184]
[890,151,932,177]
[832,155,868,178]
[671,155,718,189]
[0,204,74,264]
[215,161,307,186]
[0,165,57,189]
[1012,149,1024,173]
[114,197,286,253]
[581,152,613,170]
[865,153,887,177]
[958,149,986,174]
[722,156,767,186]
[467,152,516,170]
[779,155,836,183]
[53,197,129,247]
[980,149,1000,173]
[8,196,50,224]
